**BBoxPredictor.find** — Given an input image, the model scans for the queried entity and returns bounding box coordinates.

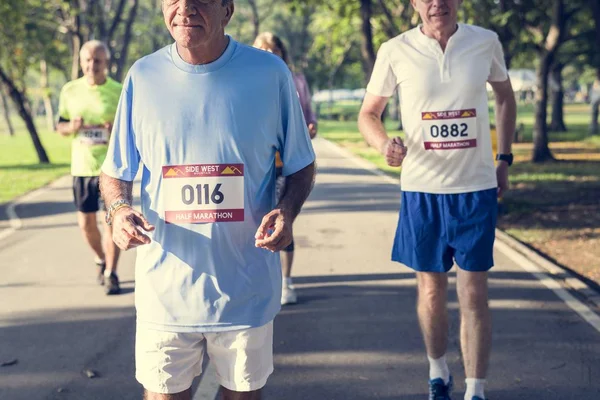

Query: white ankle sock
[464,378,486,400]
[283,277,293,287]
[104,269,113,278]
[428,355,450,384]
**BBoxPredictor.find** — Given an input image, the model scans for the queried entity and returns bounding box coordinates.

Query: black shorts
[72,176,104,213]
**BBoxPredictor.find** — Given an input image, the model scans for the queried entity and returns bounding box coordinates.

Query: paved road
[1,138,599,400]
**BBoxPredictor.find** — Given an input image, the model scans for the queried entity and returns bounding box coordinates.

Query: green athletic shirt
[58,77,123,177]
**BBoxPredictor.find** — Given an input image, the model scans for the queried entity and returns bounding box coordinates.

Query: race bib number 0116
[77,127,109,145]
[162,164,244,224]
[421,109,477,150]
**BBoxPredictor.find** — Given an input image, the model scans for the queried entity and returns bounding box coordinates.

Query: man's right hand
[111,207,155,250]
[70,116,84,133]
[382,136,407,167]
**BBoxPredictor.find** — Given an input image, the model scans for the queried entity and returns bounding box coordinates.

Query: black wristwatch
[496,153,513,166]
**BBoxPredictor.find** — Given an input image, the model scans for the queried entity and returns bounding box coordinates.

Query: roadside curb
[494,229,600,309]
[0,174,72,240]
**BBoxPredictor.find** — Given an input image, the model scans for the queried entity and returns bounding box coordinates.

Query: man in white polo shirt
[358,1,516,400]
[99,0,315,399]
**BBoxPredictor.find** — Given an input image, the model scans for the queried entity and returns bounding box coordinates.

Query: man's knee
[417,273,448,306]
[458,279,489,313]
[77,212,97,232]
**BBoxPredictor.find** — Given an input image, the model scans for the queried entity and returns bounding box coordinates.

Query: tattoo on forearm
[277,162,316,221]
[99,172,133,207]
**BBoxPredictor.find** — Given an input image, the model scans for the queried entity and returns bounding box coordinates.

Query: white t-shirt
[367,24,508,194]
[102,38,315,333]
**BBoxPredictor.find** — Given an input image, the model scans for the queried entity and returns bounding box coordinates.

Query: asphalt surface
[1,138,599,400]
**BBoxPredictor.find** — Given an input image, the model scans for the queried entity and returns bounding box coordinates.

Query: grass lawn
[319,103,600,285]
[0,118,71,204]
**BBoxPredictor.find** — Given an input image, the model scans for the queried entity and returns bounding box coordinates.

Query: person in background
[253,31,317,305]
[56,40,123,295]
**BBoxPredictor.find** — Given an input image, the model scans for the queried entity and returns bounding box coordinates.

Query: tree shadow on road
[0,307,143,400]
[265,269,600,400]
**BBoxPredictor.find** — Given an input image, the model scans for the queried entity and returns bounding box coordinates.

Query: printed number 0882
[181,184,224,205]
[430,123,468,138]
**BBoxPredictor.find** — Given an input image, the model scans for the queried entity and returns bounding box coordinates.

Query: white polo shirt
[367,24,508,194]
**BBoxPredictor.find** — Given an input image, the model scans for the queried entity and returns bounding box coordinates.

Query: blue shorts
[392,189,497,273]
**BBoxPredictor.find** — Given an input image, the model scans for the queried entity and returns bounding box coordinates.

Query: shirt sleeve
[295,73,317,126]
[366,42,397,97]
[57,86,70,121]
[279,69,316,177]
[488,36,509,82]
[101,74,140,182]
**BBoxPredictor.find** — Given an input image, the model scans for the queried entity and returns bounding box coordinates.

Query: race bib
[162,164,245,224]
[77,127,109,145]
[421,109,477,150]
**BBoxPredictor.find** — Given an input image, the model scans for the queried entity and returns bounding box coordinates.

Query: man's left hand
[255,208,293,252]
[496,161,509,197]
[308,123,318,139]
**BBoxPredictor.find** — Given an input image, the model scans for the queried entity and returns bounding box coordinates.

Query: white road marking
[1,184,51,238]
[495,239,600,333]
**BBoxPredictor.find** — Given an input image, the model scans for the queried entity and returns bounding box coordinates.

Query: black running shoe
[104,273,121,295]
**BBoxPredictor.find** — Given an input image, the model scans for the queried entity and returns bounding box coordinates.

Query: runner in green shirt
[56,40,123,295]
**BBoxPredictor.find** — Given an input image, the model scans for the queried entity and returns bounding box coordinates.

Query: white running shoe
[281,285,298,305]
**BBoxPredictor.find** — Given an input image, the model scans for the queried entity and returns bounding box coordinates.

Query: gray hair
[80,40,111,60]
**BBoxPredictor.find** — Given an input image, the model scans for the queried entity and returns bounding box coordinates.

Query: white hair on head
[80,40,111,60]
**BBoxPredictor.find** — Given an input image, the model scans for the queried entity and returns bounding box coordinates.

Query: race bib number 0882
[162,164,244,224]
[421,109,478,150]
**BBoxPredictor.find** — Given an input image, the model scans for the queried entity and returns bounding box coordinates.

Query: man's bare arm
[489,78,517,197]
[358,93,407,167]
[99,172,133,207]
[100,172,154,250]
[358,93,390,153]
[56,117,84,137]
[255,162,316,252]
[277,162,316,221]
[489,79,517,155]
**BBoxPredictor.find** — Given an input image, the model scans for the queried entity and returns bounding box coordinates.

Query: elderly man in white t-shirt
[358,1,516,400]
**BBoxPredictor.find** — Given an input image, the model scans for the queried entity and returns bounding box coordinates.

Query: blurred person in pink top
[254,32,317,305]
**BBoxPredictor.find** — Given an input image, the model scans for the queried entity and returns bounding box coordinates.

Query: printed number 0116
[430,123,468,138]
[181,184,224,205]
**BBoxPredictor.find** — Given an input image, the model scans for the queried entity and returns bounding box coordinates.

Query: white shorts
[135,322,274,394]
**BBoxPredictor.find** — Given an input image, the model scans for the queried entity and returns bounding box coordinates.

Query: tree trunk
[247,0,260,40]
[591,97,599,135]
[532,52,555,162]
[591,70,600,135]
[532,0,566,162]
[0,86,15,136]
[549,63,567,132]
[40,60,55,132]
[0,66,50,163]
[71,33,82,80]
[296,6,314,70]
[114,0,139,82]
[359,0,376,84]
